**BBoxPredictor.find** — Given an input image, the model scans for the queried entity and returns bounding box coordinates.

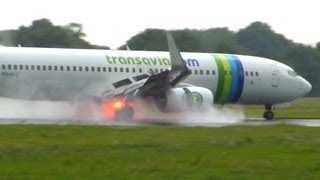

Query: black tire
[263,111,274,120]
[114,105,134,121]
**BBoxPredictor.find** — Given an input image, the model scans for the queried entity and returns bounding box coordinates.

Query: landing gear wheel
[263,110,274,120]
[114,105,134,121]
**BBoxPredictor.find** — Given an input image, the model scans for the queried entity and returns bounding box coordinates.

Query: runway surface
[0,118,320,127]
[0,98,318,127]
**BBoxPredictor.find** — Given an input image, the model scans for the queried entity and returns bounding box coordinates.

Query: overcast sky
[0,0,318,49]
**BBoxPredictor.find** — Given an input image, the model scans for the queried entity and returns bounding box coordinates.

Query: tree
[200,28,245,54]
[316,42,320,51]
[236,22,292,59]
[119,29,167,51]
[13,19,109,49]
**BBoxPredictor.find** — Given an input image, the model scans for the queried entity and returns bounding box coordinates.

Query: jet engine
[155,87,214,112]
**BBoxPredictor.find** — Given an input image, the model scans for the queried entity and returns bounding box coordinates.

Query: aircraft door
[271,65,280,87]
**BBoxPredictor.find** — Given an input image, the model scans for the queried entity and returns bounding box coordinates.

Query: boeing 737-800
[0,33,312,120]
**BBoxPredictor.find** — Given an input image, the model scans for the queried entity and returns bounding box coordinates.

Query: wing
[101,32,192,101]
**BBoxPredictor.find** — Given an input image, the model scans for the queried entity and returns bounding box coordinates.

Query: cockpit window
[288,70,297,77]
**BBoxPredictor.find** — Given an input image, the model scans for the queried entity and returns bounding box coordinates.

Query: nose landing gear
[263,104,274,120]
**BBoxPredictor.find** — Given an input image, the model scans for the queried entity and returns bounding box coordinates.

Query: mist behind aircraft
[0,97,245,125]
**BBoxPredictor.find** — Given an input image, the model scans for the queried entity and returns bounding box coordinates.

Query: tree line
[0,19,319,96]
[121,22,320,96]
[3,18,110,49]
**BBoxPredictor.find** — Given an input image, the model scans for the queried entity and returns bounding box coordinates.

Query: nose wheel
[263,105,274,120]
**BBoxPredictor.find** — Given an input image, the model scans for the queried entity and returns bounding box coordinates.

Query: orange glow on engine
[113,101,124,109]
[99,98,127,119]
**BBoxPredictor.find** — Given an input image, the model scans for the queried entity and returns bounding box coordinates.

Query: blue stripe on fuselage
[226,55,238,102]
[231,55,244,103]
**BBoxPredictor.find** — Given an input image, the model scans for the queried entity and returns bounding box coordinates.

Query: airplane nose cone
[301,78,312,96]
[305,80,312,94]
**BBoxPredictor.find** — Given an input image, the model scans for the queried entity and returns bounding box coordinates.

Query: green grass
[244,97,320,119]
[1,125,320,179]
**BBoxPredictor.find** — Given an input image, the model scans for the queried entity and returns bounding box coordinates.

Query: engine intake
[155,87,214,112]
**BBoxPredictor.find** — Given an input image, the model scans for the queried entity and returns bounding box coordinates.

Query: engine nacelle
[155,87,214,112]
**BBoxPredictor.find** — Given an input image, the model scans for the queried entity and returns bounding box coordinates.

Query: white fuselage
[0,47,311,105]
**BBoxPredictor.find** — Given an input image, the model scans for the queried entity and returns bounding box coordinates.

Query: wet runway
[0,98,318,127]
[0,118,320,127]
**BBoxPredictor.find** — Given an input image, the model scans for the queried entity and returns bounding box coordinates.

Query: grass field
[244,97,320,119]
[0,125,320,179]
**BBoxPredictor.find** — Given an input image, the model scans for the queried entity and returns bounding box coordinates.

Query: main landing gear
[114,105,134,121]
[263,104,274,120]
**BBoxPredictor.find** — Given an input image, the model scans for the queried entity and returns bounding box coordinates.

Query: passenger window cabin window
[14,65,17,70]
[256,72,259,76]
[206,70,210,75]
[91,67,95,72]
[139,68,142,73]
[43,65,46,71]
[19,65,23,70]
[126,68,129,73]
[212,70,215,75]
[85,66,89,72]
[120,67,123,72]
[8,65,11,70]
[245,71,248,76]
[250,72,254,76]
[25,65,29,70]
[194,70,198,75]
[155,69,159,73]
[2,64,5,70]
[132,68,135,73]
[103,67,106,72]
[108,67,112,72]
[37,65,41,70]
[31,65,35,70]
[114,67,117,72]
[48,66,52,71]
[73,66,77,71]
[97,67,101,72]
[79,67,82,71]
[66,66,70,71]
[60,66,64,71]
[54,66,58,71]
[200,70,203,75]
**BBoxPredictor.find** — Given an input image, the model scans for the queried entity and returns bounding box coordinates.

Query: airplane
[0,32,312,120]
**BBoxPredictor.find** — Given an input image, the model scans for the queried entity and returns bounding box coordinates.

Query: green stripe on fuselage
[213,55,224,102]
[213,54,224,103]
[220,55,232,103]
[213,54,232,103]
